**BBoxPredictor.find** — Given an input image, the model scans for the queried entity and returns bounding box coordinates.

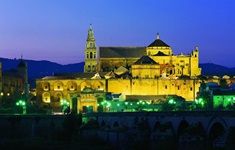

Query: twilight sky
[0,0,235,67]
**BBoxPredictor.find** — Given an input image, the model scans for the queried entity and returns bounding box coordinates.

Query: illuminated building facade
[99,33,201,77]
[36,26,202,113]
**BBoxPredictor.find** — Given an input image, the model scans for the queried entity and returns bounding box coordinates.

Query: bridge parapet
[82,111,235,149]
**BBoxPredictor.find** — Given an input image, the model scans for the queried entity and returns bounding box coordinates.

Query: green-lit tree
[159,99,175,111]
[196,90,212,110]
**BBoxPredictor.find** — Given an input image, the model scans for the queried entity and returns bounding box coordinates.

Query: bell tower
[84,24,98,73]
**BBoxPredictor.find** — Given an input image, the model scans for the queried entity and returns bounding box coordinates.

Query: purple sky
[0,0,235,67]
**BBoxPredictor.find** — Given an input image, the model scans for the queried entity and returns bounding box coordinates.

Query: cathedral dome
[147,33,170,47]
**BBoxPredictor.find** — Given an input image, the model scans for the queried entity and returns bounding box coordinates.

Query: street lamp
[16,100,26,114]
[60,100,70,114]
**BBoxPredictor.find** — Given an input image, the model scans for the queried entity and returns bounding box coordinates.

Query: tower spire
[84,24,98,73]
[87,23,94,41]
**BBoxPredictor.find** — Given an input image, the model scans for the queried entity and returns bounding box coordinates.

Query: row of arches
[42,91,67,103]
[98,117,229,150]
[41,80,104,92]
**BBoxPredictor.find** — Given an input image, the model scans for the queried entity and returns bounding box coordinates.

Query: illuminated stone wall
[36,77,201,111]
[36,78,106,109]
[132,64,160,78]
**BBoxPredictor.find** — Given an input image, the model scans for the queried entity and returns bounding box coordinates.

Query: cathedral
[36,25,202,113]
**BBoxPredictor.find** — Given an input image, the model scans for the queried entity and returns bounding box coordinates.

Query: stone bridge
[82,111,235,150]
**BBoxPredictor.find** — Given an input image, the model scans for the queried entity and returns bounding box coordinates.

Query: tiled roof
[52,72,108,79]
[148,39,170,47]
[42,76,77,80]
[133,55,158,65]
[152,51,169,56]
[99,47,146,58]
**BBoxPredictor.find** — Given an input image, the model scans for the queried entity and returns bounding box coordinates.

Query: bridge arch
[113,121,119,127]
[206,117,228,150]
[206,116,228,136]
[100,120,110,130]
[152,121,161,132]
[100,120,106,128]
[177,120,190,136]
[113,121,120,128]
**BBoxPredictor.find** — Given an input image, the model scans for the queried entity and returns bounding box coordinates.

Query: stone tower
[84,24,98,73]
[17,57,29,102]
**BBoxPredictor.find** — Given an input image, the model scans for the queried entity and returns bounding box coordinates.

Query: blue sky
[0,0,235,67]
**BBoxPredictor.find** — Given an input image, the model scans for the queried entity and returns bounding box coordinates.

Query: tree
[219,78,228,89]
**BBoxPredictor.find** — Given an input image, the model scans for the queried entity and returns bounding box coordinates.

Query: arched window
[88,65,91,72]
[90,52,93,59]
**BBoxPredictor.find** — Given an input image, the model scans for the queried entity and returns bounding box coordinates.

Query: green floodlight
[125,102,128,105]
[16,100,26,106]
[60,100,69,106]
[169,99,174,104]
[16,100,26,114]
[117,103,120,106]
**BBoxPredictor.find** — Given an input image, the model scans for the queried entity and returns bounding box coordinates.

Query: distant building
[0,58,29,106]
[36,25,202,113]
[213,90,235,108]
